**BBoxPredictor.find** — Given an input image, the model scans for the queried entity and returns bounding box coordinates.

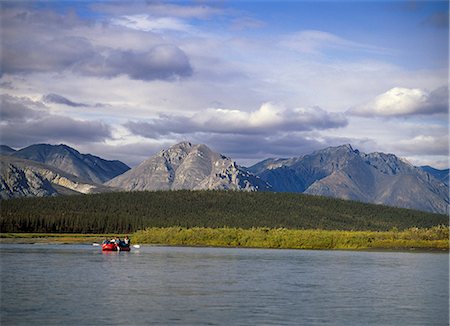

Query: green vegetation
[2,226,447,250]
[1,190,447,234]
[133,226,449,250]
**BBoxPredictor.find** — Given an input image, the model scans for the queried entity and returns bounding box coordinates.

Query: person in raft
[102,238,110,244]
[123,236,131,247]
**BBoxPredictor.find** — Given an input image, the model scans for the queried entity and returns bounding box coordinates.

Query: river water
[0,244,448,325]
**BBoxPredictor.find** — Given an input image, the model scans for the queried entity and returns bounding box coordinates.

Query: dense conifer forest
[1,190,447,233]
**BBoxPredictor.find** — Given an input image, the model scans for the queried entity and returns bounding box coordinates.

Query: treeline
[0,190,448,233]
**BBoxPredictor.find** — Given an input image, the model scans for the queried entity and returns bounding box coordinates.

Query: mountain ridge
[0,155,112,199]
[106,141,271,192]
[249,144,448,214]
[0,145,17,155]
[1,141,448,213]
[11,143,130,184]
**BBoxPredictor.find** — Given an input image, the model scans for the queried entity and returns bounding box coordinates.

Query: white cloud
[394,135,449,156]
[280,30,389,55]
[349,86,448,117]
[124,102,348,138]
[111,15,193,32]
[93,2,222,19]
[249,103,283,127]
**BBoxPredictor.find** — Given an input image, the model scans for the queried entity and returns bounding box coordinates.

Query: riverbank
[2,226,448,251]
[132,226,449,251]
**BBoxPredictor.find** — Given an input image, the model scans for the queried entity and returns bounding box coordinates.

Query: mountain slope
[0,145,16,155]
[12,144,130,183]
[107,142,270,192]
[249,145,449,214]
[420,166,449,186]
[0,155,112,199]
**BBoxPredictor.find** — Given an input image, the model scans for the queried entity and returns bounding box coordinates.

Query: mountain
[249,145,449,214]
[2,141,447,214]
[107,142,271,192]
[11,144,130,184]
[0,145,16,155]
[0,155,112,199]
[420,166,449,186]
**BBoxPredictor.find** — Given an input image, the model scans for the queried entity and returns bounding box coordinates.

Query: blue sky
[0,0,448,168]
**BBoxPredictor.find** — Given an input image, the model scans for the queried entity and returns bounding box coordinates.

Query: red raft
[102,243,130,251]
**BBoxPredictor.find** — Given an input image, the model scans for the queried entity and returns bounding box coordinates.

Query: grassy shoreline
[1,226,448,251]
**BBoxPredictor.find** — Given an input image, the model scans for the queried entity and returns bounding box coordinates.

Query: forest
[1,190,448,233]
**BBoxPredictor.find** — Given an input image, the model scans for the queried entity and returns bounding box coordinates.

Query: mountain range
[248,144,448,214]
[9,144,129,183]
[1,142,448,214]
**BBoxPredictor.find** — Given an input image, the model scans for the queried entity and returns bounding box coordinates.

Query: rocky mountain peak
[107,142,271,192]
[360,151,416,176]
[163,141,193,153]
[11,143,129,183]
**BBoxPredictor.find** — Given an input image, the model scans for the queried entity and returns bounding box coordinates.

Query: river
[0,244,448,325]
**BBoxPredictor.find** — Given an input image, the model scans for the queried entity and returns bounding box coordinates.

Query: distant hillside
[0,145,16,155]
[12,144,130,183]
[0,190,447,234]
[0,155,112,199]
[107,142,270,191]
[249,145,449,214]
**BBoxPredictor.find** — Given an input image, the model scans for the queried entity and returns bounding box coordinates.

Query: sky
[0,0,448,168]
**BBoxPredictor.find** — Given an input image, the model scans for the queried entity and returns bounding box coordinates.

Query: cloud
[124,103,348,138]
[0,81,15,90]
[393,135,449,157]
[68,45,193,81]
[231,17,266,31]
[111,15,193,32]
[280,30,389,55]
[1,8,193,81]
[41,93,109,108]
[2,35,96,75]
[0,95,112,147]
[349,86,448,117]
[42,93,88,107]
[0,95,44,122]
[92,2,222,19]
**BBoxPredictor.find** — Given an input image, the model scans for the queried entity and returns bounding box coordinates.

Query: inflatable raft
[102,243,130,251]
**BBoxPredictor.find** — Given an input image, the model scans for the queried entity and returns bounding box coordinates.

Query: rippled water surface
[0,244,448,325]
